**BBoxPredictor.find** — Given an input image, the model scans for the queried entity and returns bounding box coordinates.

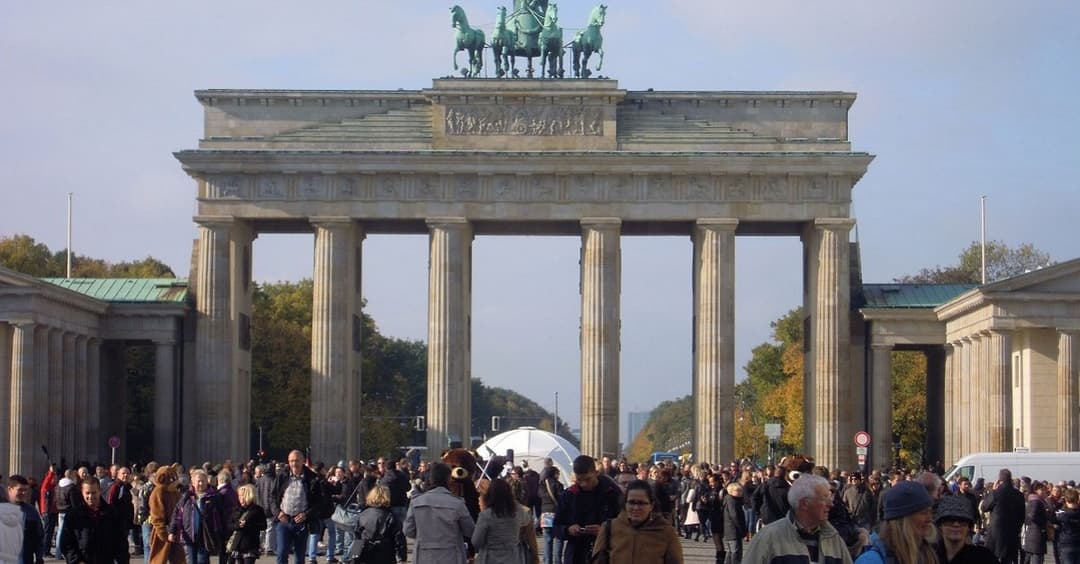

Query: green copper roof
[861,283,977,309]
[42,278,189,303]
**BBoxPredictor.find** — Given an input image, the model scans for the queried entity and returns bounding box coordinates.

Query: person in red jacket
[39,463,59,556]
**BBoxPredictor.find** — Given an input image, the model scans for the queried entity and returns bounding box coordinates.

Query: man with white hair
[744,474,853,564]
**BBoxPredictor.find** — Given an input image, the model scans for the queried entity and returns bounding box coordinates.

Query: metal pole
[258,426,263,452]
[554,392,559,435]
[980,195,987,284]
[66,193,73,278]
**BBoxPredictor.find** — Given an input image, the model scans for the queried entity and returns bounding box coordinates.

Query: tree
[896,240,1052,284]
[0,233,177,279]
[891,351,928,469]
[0,234,59,276]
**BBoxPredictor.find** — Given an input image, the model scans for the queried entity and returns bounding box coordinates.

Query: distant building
[628,410,651,446]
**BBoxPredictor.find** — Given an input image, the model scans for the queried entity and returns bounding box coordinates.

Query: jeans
[185,544,212,564]
[41,513,57,556]
[142,523,152,564]
[743,506,757,536]
[264,517,278,554]
[724,540,743,564]
[542,527,563,564]
[307,519,336,561]
[339,530,354,558]
[54,512,67,559]
[1022,552,1045,564]
[276,521,309,564]
[1061,547,1080,564]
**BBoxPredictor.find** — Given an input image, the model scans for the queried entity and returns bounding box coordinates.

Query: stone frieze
[443,105,603,136]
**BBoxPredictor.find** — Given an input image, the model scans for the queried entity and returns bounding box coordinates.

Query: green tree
[0,234,60,276]
[892,351,928,469]
[896,240,1052,284]
[110,257,176,277]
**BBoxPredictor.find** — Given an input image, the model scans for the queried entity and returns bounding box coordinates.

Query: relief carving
[686,176,715,200]
[607,176,638,201]
[806,176,829,200]
[762,177,787,201]
[215,175,244,198]
[299,176,325,199]
[493,176,516,200]
[257,176,285,199]
[444,105,603,136]
[415,175,442,200]
[568,176,595,200]
[530,177,557,201]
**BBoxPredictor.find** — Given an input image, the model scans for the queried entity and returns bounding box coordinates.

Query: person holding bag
[225,485,267,564]
[349,486,406,564]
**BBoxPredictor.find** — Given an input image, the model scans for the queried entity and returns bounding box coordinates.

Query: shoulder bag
[331,481,364,530]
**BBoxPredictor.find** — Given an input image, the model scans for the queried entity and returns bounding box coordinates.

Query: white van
[944,452,1080,484]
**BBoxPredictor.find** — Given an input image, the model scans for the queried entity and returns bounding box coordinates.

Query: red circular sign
[108,436,121,449]
[854,431,871,448]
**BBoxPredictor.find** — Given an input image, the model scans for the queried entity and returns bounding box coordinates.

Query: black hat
[935,495,975,525]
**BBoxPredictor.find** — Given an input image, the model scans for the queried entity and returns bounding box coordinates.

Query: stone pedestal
[311,218,363,461]
[154,340,176,462]
[989,330,1013,452]
[805,218,854,470]
[692,219,737,465]
[426,218,473,454]
[870,344,892,469]
[580,218,621,459]
[1060,331,1079,451]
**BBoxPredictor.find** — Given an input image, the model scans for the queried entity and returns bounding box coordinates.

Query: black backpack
[359,510,397,560]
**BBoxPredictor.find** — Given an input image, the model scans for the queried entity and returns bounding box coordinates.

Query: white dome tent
[477,427,581,486]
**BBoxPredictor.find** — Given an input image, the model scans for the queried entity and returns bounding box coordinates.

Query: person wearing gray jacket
[403,463,475,564]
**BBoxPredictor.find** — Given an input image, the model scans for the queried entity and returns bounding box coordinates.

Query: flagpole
[67,193,73,278]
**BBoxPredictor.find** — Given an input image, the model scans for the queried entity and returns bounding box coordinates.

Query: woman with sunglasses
[591,480,684,564]
[933,495,998,564]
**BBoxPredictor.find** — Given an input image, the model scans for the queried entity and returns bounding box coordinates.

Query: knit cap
[935,495,975,524]
[882,480,933,520]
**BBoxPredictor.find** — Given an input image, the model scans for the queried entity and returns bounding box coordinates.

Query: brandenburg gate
[175,79,873,468]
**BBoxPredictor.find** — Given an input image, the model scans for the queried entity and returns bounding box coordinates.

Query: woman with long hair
[350,485,406,564]
[591,479,683,564]
[855,481,939,564]
[472,478,538,564]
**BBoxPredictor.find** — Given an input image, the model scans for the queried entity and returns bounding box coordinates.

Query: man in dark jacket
[754,469,791,525]
[553,455,622,564]
[103,467,134,564]
[8,475,45,564]
[981,468,1026,564]
[59,477,127,564]
[377,458,411,524]
[255,464,277,555]
[272,450,326,564]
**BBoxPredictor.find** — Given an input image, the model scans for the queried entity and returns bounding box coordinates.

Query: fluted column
[943,344,955,466]
[988,330,1013,452]
[973,333,988,452]
[0,322,14,475]
[806,218,854,470]
[311,218,364,461]
[62,332,76,461]
[229,222,255,461]
[86,339,101,463]
[194,218,233,462]
[580,218,621,459]
[154,340,176,462]
[74,336,88,461]
[870,343,892,469]
[692,219,737,465]
[48,329,62,460]
[426,218,473,455]
[1060,331,1079,451]
[959,338,972,456]
[9,322,36,475]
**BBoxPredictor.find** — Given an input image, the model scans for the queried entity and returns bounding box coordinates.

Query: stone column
[9,322,37,475]
[988,330,1013,452]
[959,337,972,456]
[1059,331,1079,451]
[973,333,988,453]
[33,327,50,477]
[691,219,737,466]
[0,322,14,475]
[943,344,955,466]
[311,218,364,461]
[229,222,255,461]
[154,340,176,462]
[86,339,101,463]
[74,336,88,461]
[194,218,233,462]
[580,218,621,459]
[62,332,76,461]
[806,218,854,470]
[870,344,892,470]
[48,329,62,460]
[426,218,473,455]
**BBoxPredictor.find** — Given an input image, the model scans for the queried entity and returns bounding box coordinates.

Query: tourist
[744,474,852,564]
[722,482,748,564]
[348,485,405,564]
[538,466,564,564]
[855,480,938,564]
[7,475,45,564]
[403,462,475,564]
[588,479,682,564]
[981,469,1025,564]
[1022,482,1053,564]
[843,472,876,530]
[39,463,59,560]
[271,450,325,564]
[933,495,998,564]
[1057,488,1080,564]
[254,465,278,556]
[698,472,726,563]
[553,455,622,564]
[225,484,267,564]
[60,476,128,564]
[170,469,227,564]
[53,469,79,560]
[148,466,185,564]
[104,466,135,564]
[471,478,538,564]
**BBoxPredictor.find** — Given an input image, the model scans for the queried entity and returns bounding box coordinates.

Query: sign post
[108,436,121,465]
[853,431,871,470]
[764,424,782,464]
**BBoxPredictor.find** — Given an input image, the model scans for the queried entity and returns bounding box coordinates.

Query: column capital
[989,328,1014,337]
[426,217,471,229]
[1058,329,1080,337]
[695,218,739,231]
[310,216,356,229]
[193,216,235,230]
[8,319,36,329]
[581,217,622,229]
[870,342,893,351]
[814,218,856,231]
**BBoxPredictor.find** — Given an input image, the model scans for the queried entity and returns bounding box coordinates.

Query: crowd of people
[2,450,1079,564]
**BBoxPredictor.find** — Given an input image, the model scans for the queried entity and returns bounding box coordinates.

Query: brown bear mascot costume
[441,448,481,521]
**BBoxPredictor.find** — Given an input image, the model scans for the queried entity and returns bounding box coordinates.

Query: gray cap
[935,495,975,524]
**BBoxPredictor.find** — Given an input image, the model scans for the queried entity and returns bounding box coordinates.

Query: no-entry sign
[854,431,871,448]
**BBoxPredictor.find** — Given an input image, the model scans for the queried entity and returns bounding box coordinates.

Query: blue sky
[3,1,1078,439]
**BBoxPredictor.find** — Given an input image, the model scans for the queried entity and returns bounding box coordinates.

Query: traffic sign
[857,453,866,465]
[108,436,121,449]
[853,431,871,448]
[856,446,868,455]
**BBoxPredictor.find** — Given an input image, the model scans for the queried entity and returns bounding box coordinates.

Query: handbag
[331,482,364,529]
